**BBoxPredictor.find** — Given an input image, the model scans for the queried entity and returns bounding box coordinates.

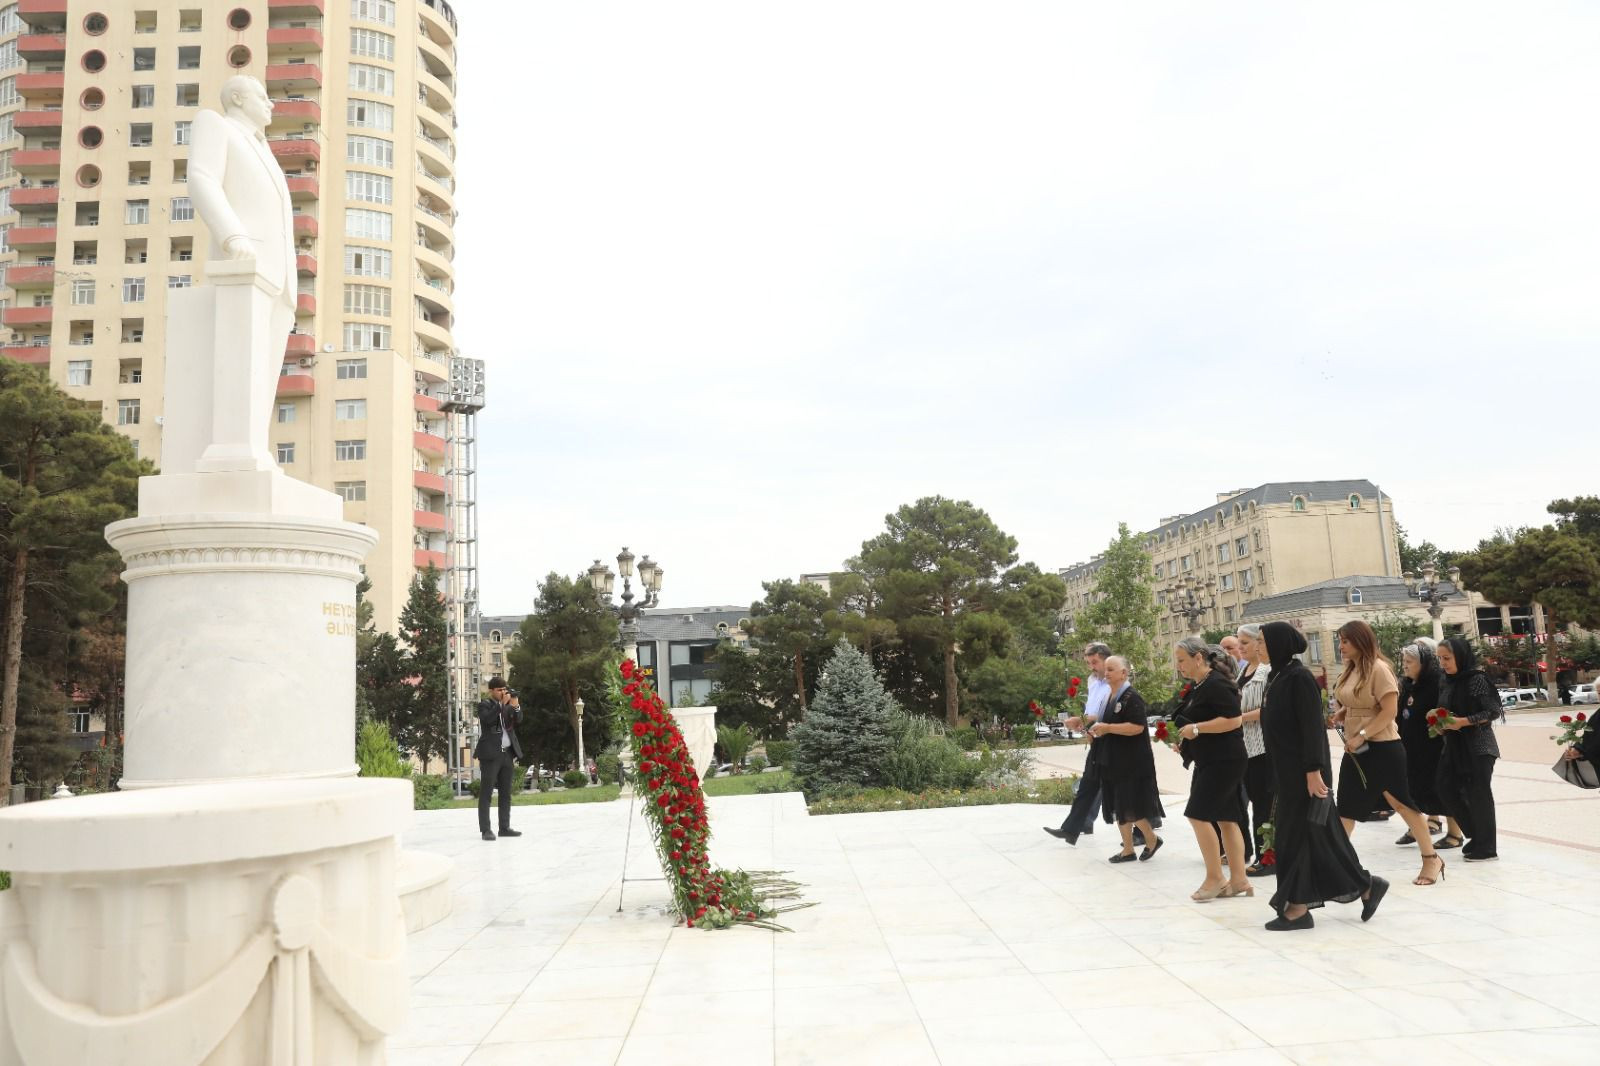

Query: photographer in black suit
[476,677,524,841]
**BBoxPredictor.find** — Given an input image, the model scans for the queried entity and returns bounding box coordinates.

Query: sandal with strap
[1434,834,1463,850]
[1414,852,1445,886]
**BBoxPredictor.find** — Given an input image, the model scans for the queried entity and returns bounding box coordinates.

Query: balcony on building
[17,0,70,26]
[2,344,51,366]
[285,332,317,358]
[413,509,447,533]
[268,97,322,127]
[413,468,447,494]
[415,274,454,317]
[5,264,56,289]
[414,349,450,384]
[296,252,318,276]
[413,391,442,415]
[413,430,446,458]
[269,137,321,166]
[276,371,314,398]
[14,149,62,176]
[8,225,58,250]
[285,174,319,201]
[413,548,448,570]
[3,306,54,328]
[266,63,322,91]
[17,71,64,102]
[16,108,64,134]
[292,214,318,239]
[417,67,455,115]
[417,83,453,128]
[419,0,458,39]
[296,292,316,315]
[17,34,66,60]
[10,186,59,208]
[266,26,324,55]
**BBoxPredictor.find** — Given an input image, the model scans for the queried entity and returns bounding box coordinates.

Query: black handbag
[1553,756,1600,790]
[1305,793,1336,826]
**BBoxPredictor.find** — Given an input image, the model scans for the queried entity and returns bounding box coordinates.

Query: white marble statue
[178,75,298,475]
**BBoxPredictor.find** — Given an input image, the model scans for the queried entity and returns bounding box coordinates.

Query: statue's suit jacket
[189,110,296,306]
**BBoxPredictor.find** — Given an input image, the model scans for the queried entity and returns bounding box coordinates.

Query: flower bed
[806,775,1077,816]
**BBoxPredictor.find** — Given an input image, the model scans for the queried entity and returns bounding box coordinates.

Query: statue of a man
[183,75,297,473]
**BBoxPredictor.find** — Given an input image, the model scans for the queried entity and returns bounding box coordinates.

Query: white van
[1569,683,1597,705]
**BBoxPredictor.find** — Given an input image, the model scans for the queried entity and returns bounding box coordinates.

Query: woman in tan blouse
[1331,620,1444,887]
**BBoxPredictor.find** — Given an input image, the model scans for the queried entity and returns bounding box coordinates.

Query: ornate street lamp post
[574,697,585,782]
[1404,560,1462,643]
[586,547,664,664]
[1167,574,1217,637]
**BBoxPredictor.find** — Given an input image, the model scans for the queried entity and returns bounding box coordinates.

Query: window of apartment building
[347,99,394,130]
[350,28,396,61]
[352,0,398,27]
[117,398,141,425]
[344,245,392,277]
[335,439,367,461]
[1257,562,1265,586]
[335,399,367,420]
[1153,564,1163,580]
[174,121,191,146]
[345,171,393,204]
[67,359,92,386]
[1292,496,1307,511]
[341,323,391,350]
[71,279,95,305]
[167,275,192,288]
[336,357,369,379]
[276,402,296,424]
[276,442,295,464]
[1217,542,1230,564]
[1224,606,1235,623]
[343,283,391,315]
[132,84,155,108]
[126,200,149,224]
[177,46,200,70]
[346,135,394,169]
[1307,632,1322,664]
[1235,536,1249,557]
[348,64,394,96]
[1180,555,1192,572]
[344,208,392,241]
[122,277,146,302]
[134,48,155,72]
[1253,529,1262,552]
[1219,573,1234,591]
[0,76,16,109]
[336,481,367,502]
[1240,568,1254,592]
[129,123,153,147]
[170,197,193,221]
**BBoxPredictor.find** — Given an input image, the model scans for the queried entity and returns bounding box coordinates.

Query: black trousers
[1244,754,1274,861]
[1437,752,1497,857]
[1058,760,1102,836]
[478,750,515,834]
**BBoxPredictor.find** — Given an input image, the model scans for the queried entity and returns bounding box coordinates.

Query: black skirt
[1101,773,1165,825]
[1402,729,1445,813]
[1335,739,1415,821]
[1270,773,1373,913]
[1185,758,1247,824]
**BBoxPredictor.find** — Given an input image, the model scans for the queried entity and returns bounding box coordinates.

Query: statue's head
[220,75,273,131]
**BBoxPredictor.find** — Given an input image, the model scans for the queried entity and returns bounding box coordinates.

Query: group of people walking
[1046,621,1504,931]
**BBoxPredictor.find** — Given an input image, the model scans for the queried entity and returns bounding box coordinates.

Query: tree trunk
[793,651,807,713]
[0,547,29,801]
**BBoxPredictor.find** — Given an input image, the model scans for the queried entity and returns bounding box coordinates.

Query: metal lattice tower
[442,355,486,796]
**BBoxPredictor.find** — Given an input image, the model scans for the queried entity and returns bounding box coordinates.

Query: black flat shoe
[1361,876,1389,922]
[481,832,496,841]
[498,828,522,837]
[1042,826,1068,840]
[1463,851,1498,862]
[1108,851,1138,863]
[1265,912,1314,931]
[1139,836,1164,862]
[1245,863,1273,878]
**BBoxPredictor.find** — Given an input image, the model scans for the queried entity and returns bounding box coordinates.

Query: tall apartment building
[1059,480,1401,638]
[0,0,462,632]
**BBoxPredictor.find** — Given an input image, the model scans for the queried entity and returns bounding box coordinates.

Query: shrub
[356,720,410,779]
[974,747,1036,790]
[596,752,621,784]
[746,756,768,775]
[562,769,588,790]
[717,723,756,772]
[411,773,453,810]
[950,727,980,752]
[1010,723,1035,747]
[792,641,898,798]
[535,774,552,792]
[763,740,796,767]
[806,776,1077,815]
[0,871,10,891]
[703,761,718,779]
[467,778,481,798]
[881,731,979,792]
[755,777,795,794]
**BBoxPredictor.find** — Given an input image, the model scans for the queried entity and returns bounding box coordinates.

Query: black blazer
[475,697,524,762]
[1098,686,1157,783]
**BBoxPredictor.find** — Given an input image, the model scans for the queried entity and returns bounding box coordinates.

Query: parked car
[1570,683,1597,705]
[1034,722,1053,739]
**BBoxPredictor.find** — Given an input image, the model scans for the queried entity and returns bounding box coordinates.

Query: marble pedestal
[0,779,412,1066]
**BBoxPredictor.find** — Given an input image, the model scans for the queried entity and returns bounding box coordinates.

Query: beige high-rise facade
[0,0,461,631]
[1059,480,1402,638]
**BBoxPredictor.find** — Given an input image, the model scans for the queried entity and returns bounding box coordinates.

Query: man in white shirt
[1045,642,1135,845]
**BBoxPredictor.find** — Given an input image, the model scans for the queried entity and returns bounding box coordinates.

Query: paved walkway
[390,763,1600,1064]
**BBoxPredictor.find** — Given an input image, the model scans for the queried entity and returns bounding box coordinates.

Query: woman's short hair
[1235,623,1262,640]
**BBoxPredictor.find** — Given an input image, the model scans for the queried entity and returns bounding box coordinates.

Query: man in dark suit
[476,677,524,841]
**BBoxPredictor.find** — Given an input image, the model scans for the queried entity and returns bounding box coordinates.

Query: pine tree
[397,564,450,767]
[791,640,898,797]
[10,663,77,790]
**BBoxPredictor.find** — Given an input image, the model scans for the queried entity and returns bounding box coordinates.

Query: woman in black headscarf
[1435,636,1503,861]
[1259,622,1389,931]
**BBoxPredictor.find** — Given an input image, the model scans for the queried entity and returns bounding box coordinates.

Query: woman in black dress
[1087,656,1164,863]
[1435,637,1502,861]
[1397,640,1461,849]
[1259,622,1389,931]
[1171,637,1250,900]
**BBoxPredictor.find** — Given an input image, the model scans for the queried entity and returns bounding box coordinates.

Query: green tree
[1364,609,1428,664]
[1076,522,1173,704]
[394,564,450,766]
[961,639,1067,725]
[1457,497,1600,700]
[860,497,1020,727]
[791,640,898,797]
[356,718,410,779]
[10,663,77,790]
[704,640,777,735]
[828,565,899,661]
[746,578,833,723]
[506,572,617,770]
[1,361,144,798]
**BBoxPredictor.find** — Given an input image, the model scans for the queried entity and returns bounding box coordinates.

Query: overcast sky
[452,1,1599,617]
